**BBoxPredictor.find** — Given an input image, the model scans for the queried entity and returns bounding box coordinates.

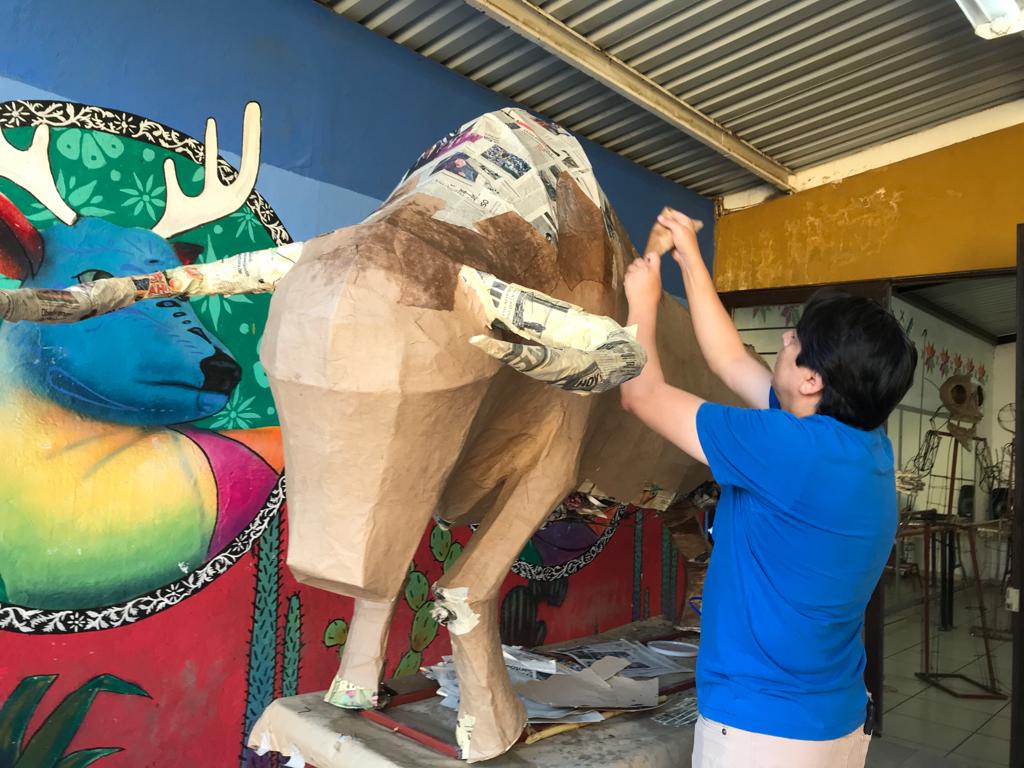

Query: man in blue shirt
[621,209,917,767]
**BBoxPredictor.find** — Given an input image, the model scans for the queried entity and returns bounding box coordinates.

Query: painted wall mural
[0,98,685,767]
[0,100,283,623]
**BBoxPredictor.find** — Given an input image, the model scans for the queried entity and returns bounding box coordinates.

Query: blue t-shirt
[694,390,897,740]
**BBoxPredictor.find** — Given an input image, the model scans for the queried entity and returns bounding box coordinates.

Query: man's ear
[799,370,825,397]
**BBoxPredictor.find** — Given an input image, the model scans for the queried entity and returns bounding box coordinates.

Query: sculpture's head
[376,108,638,292]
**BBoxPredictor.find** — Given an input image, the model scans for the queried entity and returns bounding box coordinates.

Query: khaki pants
[692,715,871,768]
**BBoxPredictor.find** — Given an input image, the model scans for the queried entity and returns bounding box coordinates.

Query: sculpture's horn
[0,242,302,324]
[458,265,646,395]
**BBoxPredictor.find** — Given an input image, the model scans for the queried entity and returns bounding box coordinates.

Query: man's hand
[651,207,772,410]
[620,247,708,465]
[655,209,702,267]
[624,252,663,314]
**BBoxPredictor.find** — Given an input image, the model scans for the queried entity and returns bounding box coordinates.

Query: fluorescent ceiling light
[955,0,1024,38]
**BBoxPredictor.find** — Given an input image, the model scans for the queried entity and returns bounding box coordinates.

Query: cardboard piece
[8,108,742,761]
[516,656,659,710]
[658,481,717,561]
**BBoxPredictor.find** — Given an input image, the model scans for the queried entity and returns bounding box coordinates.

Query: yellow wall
[715,123,1024,291]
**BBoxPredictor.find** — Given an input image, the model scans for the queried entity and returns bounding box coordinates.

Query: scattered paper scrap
[503,645,561,677]
[425,645,673,725]
[552,639,690,679]
[426,646,585,724]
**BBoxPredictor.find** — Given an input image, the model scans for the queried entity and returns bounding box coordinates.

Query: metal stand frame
[908,515,1007,700]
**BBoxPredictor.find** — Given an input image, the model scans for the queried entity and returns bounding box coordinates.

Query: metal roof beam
[462,0,795,192]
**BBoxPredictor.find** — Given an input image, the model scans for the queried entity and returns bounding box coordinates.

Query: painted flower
[209,388,259,430]
[953,353,963,373]
[109,113,136,136]
[65,613,91,632]
[56,128,124,169]
[965,358,975,375]
[163,583,188,602]
[120,172,165,220]
[923,342,936,372]
[1,101,29,123]
[977,364,987,383]
[229,206,261,242]
[27,170,114,222]
[939,349,950,376]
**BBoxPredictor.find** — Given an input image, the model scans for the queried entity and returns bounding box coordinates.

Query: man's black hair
[795,289,917,431]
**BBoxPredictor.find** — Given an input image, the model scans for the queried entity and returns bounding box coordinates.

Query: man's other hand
[656,209,702,267]
[625,252,663,313]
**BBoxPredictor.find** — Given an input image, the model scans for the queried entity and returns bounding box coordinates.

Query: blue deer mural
[0,105,279,613]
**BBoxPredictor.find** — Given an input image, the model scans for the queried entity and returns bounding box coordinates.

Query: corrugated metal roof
[321,0,1024,197]
[897,275,1017,341]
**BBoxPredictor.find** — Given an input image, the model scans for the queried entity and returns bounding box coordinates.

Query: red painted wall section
[2,504,682,767]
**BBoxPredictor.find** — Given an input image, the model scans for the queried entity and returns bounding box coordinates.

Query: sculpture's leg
[270,376,491,710]
[325,595,398,708]
[432,407,585,762]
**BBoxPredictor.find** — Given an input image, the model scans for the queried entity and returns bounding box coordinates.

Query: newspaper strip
[0,242,303,323]
[376,108,604,245]
[551,639,688,679]
[459,265,646,395]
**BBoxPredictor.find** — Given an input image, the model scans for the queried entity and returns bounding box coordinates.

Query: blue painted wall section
[2,0,713,295]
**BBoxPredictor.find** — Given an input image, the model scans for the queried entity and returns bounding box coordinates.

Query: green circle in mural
[0,100,290,633]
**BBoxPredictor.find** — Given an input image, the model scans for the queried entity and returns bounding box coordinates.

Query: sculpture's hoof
[323,677,379,709]
[457,704,527,762]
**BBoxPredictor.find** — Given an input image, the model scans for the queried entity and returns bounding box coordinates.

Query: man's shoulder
[800,417,896,482]
[700,401,812,437]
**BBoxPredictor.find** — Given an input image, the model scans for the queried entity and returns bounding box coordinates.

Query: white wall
[990,342,1016,439]
[733,303,801,363]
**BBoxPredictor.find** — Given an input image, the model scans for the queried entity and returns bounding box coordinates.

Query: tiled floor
[866,586,1014,768]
